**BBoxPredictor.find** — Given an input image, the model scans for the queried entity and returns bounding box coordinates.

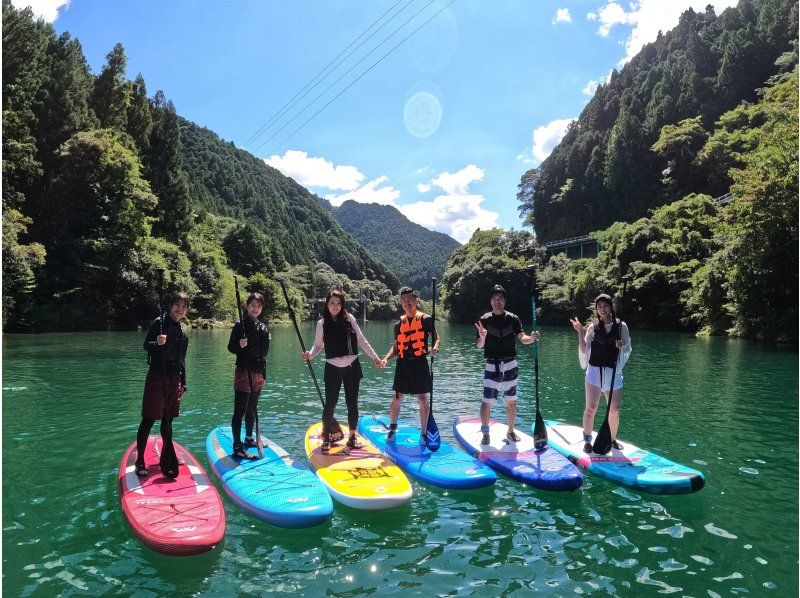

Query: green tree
[2,209,46,328]
[91,43,130,131]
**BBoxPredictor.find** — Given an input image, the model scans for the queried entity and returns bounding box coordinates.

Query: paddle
[234,275,264,458]
[156,268,179,478]
[591,279,627,456]
[278,279,344,442]
[425,277,441,452]
[529,267,547,450]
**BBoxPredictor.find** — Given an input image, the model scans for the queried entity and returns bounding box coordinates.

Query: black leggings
[231,389,260,449]
[135,417,173,465]
[323,360,362,434]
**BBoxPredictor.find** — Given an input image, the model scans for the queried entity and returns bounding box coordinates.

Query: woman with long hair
[303,290,385,453]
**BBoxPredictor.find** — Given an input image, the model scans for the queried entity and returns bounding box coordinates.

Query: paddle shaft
[530,269,547,447]
[234,276,263,457]
[278,281,343,440]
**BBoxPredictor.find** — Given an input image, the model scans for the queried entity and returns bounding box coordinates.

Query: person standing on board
[228,292,271,459]
[570,293,632,453]
[303,290,385,453]
[135,291,190,477]
[383,287,440,443]
[475,284,540,446]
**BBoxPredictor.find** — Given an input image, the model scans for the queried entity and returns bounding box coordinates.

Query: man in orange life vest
[382,286,440,442]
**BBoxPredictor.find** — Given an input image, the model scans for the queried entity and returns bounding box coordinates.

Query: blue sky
[20,0,737,242]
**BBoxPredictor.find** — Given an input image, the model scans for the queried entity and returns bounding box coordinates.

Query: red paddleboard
[118,435,225,556]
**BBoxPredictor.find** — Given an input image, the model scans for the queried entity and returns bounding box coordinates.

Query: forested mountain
[177,121,399,289]
[330,200,460,296]
[518,0,798,242]
[1,0,397,331]
[445,66,798,340]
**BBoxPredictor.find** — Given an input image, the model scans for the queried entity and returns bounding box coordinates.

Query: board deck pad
[206,426,332,528]
[305,422,412,510]
[357,415,496,490]
[453,416,583,492]
[545,421,705,495]
[118,435,226,556]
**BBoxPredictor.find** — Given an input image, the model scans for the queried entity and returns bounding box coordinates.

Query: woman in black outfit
[303,290,385,453]
[136,291,190,477]
[228,292,270,459]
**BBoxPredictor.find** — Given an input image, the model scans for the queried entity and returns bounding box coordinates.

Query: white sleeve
[617,321,632,370]
[351,314,378,360]
[309,320,324,359]
[579,326,593,369]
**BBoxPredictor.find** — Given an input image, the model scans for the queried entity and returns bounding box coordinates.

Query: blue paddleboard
[545,421,705,495]
[453,416,583,491]
[206,426,333,527]
[357,415,496,490]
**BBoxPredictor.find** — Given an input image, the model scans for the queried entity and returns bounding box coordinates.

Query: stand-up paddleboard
[305,422,412,510]
[454,417,583,491]
[206,426,333,528]
[357,415,496,490]
[545,421,705,494]
[118,435,225,556]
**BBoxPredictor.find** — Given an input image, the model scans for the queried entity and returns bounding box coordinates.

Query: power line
[252,0,442,155]
[243,0,412,148]
[266,0,456,156]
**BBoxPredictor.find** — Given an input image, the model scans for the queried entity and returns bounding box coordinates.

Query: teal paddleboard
[545,421,705,494]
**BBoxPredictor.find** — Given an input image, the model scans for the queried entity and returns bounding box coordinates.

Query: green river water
[3,323,798,596]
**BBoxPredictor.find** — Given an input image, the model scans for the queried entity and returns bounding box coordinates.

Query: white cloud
[553,8,572,24]
[325,176,401,207]
[531,118,575,162]
[430,164,484,195]
[417,183,432,193]
[11,0,69,22]
[410,165,498,243]
[589,1,740,64]
[400,194,499,244]
[264,150,364,191]
[582,72,613,96]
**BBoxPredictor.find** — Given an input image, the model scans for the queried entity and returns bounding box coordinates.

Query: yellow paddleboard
[304,422,413,510]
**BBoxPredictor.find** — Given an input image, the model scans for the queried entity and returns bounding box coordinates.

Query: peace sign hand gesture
[570,317,584,332]
[475,321,488,338]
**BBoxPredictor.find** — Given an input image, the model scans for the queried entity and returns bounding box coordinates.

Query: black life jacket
[323,317,358,359]
[588,319,621,368]
[236,317,270,374]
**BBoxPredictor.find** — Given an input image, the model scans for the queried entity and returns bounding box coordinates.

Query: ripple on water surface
[2,326,797,595]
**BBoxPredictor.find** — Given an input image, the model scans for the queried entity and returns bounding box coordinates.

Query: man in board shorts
[383,287,440,443]
[475,284,540,446]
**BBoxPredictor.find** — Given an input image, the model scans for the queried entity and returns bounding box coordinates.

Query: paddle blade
[593,419,612,455]
[329,418,345,443]
[425,412,441,452]
[533,409,548,449]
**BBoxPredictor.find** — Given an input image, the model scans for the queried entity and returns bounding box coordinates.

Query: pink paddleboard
[118,435,226,556]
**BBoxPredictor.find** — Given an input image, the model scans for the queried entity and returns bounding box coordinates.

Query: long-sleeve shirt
[143,314,189,384]
[579,320,632,371]
[308,313,379,367]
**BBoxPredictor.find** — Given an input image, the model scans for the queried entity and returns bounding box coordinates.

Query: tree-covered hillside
[519,0,798,242]
[448,72,798,341]
[331,200,460,297]
[1,0,397,331]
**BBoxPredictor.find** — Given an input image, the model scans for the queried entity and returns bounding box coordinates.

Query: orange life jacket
[397,312,428,359]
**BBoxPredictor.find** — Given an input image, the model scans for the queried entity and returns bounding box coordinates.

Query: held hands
[373,357,387,369]
[156,334,167,346]
[239,338,248,348]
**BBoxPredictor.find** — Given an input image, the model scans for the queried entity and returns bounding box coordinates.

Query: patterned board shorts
[483,358,519,404]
